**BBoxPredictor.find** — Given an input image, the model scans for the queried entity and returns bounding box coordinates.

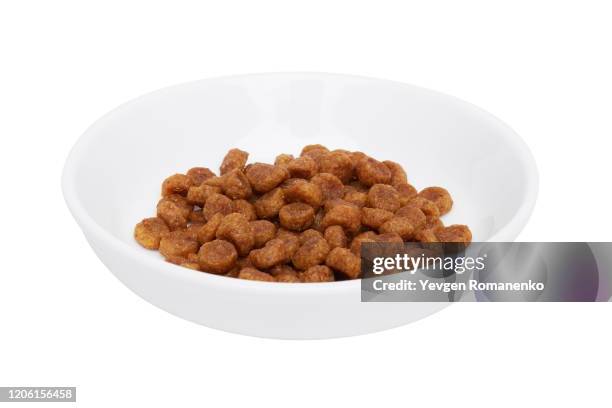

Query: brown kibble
[343,189,368,207]
[186,184,222,206]
[159,230,199,259]
[245,163,290,193]
[189,209,206,223]
[405,196,440,219]
[203,193,233,221]
[299,265,335,282]
[395,183,418,206]
[424,217,444,231]
[379,217,415,240]
[349,151,367,168]
[269,264,301,283]
[204,176,225,188]
[220,148,249,175]
[276,228,300,258]
[383,160,408,185]
[318,151,354,183]
[134,217,170,249]
[292,236,330,270]
[367,184,400,212]
[183,222,204,241]
[300,144,329,163]
[254,187,285,219]
[312,208,325,231]
[355,157,391,186]
[414,229,439,243]
[350,231,378,255]
[232,199,257,221]
[279,203,315,231]
[310,173,345,201]
[321,203,361,233]
[283,179,323,208]
[375,232,404,244]
[435,225,472,244]
[419,187,453,215]
[361,207,395,229]
[157,194,192,230]
[198,239,238,274]
[221,169,252,199]
[165,255,200,270]
[324,225,347,249]
[197,213,224,244]
[187,167,215,186]
[216,213,255,256]
[249,238,288,269]
[274,153,295,167]
[286,156,318,179]
[300,229,324,244]
[238,267,276,282]
[395,205,427,230]
[250,220,277,248]
[162,174,193,197]
[326,247,361,279]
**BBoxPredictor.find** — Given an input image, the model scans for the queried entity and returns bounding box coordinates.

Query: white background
[1,1,610,407]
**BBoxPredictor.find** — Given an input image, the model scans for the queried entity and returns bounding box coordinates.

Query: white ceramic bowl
[62,73,538,339]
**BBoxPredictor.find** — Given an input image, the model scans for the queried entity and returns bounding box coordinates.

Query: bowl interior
[67,73,536,253]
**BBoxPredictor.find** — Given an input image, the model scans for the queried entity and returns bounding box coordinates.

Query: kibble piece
[405,196,440,220]
[292,236,331,270]
[414,229,439,243]
[435,225,472,244]
[286,156,318,179]
[198,239,238,274]
[250,219,277,248]
[321,203,362,233]
[383,160,408,185]
[184,222,204,241]
[134,217,170,249]
[196,213,224,244]
[379,217,415,240]
[238,267,276,282]
[300,144,329,163]
[274,153,295,167]
[375,232,404,244]
[232,199,257,221]
[221,169,252,199]
[395,205,427,230]
[424,217,444,231]
[254,187,285,219]
[220,148,249,175]
[361,207,394,229]
[326,247,361,279]
[343,189,368,207]
[299,265,335,282]
[419,187,453,215]
[347,180,369,193]
[203,193,233,221]
[283,179,323,208]
[355,157,392,186]
[395,183,418,206]
[186,184,222,206]
[165,255,200,270]
[324,198,357,213]
[279,203,315,231]
[312,208,325,231]
[187,167,215,186]
[300,229,324,244]
[310,173,345,201]
[269,264,301,282]
[204,176,225,188]
[157,194,192,230]
[249,238,288,269]
[350,231,378,255]
[276,228,300,258]
[245,163,290,193]
[349,151,367,168]
[162,174,193,197]
[188,209,206,223]
[367,184,400,212]
[318,151,354,183]
[216,213,255,256]
[159,230,199,259]
[324,225,348,249]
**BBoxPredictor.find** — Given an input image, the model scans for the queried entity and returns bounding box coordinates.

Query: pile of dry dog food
[134,145,472,282]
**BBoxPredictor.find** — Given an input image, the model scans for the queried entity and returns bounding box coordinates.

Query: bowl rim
[61,71,539,293]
